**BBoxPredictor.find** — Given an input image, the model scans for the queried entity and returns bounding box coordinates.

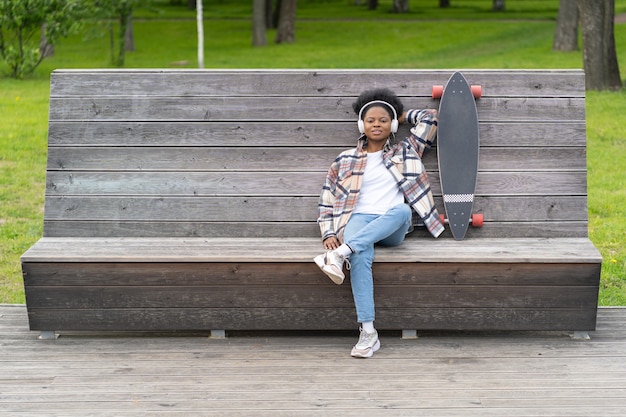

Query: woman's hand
[399,111,407,125]
[323,236,341,250]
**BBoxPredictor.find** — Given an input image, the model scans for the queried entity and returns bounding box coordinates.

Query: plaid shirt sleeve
[400,108,444,238]
[317,149,365,242]
[317,159,339,241]
[405,109,438,158]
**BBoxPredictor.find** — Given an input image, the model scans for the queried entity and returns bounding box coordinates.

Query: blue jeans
[342,203,412,323]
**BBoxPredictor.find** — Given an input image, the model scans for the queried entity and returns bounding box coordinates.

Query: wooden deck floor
[1,305,626,416]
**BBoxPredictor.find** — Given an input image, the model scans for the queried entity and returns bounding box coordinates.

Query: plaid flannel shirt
[317,108,444,242]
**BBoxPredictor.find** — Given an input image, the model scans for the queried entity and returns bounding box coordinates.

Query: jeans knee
[351,248,374,267]
[399,203,412,221]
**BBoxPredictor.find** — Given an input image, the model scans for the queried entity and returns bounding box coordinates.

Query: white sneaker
[314,251,349,285]
[351,328,380,358]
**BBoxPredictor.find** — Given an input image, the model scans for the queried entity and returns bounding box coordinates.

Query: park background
[1,0,625,305]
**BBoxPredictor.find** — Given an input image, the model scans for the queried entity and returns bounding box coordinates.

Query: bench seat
[22,237,601,333]
[21,69,602,337]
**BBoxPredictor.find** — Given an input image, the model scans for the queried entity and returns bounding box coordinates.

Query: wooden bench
[21,69,602,339]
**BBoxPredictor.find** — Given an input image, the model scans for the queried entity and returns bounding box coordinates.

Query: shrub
[0,0,84,78]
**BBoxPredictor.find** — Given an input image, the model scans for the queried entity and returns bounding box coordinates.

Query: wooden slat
[44,171,588,196]
[49,69,586,98]
[22,262,602,287]
[24,306,599,331]
[24,285,599,310]
[48,121,588,147]
[42,196,589,222]
[40,220,591,239]
[48,96,585,122]
[20,237,603,263]
[46,146,587,171]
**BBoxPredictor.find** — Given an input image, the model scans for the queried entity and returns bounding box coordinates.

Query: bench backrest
[44,69,588,239]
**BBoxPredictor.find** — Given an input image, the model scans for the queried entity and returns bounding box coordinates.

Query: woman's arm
[402,109,438,158]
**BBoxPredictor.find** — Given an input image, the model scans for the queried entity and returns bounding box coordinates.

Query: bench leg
[571,331,591,340]
[38,331,58,340]
[401,329,418,340]
[209,329,226,339]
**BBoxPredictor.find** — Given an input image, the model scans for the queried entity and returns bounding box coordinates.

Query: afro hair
[352,88,404,120]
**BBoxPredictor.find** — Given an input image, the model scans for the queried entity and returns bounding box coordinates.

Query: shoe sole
[313,255,344,285]
[351,339,381,358]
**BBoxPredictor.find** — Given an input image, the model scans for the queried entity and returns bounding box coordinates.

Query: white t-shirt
[354,150,405,215]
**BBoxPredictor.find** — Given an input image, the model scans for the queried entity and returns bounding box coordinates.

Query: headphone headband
[357,100,399,134]
[358,100,398,121]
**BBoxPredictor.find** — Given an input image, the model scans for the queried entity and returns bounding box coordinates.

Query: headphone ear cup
[391,119,398,133]
[357,119,365,134]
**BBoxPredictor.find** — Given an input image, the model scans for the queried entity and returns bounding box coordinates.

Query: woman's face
[362,106,392,141]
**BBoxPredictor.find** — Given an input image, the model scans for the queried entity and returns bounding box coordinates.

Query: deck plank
[1,305,625,416]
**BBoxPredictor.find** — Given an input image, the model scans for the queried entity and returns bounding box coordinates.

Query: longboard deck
[436,72,480,240]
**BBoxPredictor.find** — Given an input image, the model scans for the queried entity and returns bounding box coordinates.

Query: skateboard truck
[433,84,483,99]
[440,213,484,228]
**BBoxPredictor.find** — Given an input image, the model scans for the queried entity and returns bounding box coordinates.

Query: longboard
[433,72,483,240]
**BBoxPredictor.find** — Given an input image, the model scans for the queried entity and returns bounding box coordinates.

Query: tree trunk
[493,0,505,11]
[553,0,579,51]
[252,0,267,46]
[368,0,378,11]
[393,0,409,13]
[109,24,115,66]
[116,9,130,66]
[579,0,622,90]
[275,0,296,44]
[266,0,276,29]
[40,23,54,57]
[125,12,135,52]
[439,0,450,7]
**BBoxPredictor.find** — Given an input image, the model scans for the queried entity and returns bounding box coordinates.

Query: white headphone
[357,100,399,134]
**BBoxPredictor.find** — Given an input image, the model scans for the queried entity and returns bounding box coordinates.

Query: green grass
[0,80,48,303]
[586,90,626,305]
[29,20,590,71]
[140,0,626,21]
[1,0,626,304]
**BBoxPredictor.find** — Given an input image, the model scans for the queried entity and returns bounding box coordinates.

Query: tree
[253,0,296,45]
[252,0,267,46]
[553,0,579,52]
[90,0,144,67]
[125,12,135,52]
[578,0,621,90]
[0,0,84,78]
[40,23,55,58]
[393,0,409,13]
[493,0,505,11]
[275,0,296,44]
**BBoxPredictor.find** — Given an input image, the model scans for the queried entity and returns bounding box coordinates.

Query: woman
[314,88,443,358]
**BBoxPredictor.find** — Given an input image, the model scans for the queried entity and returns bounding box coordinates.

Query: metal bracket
[209,329,226,339]
[401,329,418,339]
[571,331,591,340]
[39,331,58,340]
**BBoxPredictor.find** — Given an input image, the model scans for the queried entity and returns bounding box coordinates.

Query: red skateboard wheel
[471,85,482,99]
[432,85,444,99]
[471,213,484,227]
[440,213,446,224]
